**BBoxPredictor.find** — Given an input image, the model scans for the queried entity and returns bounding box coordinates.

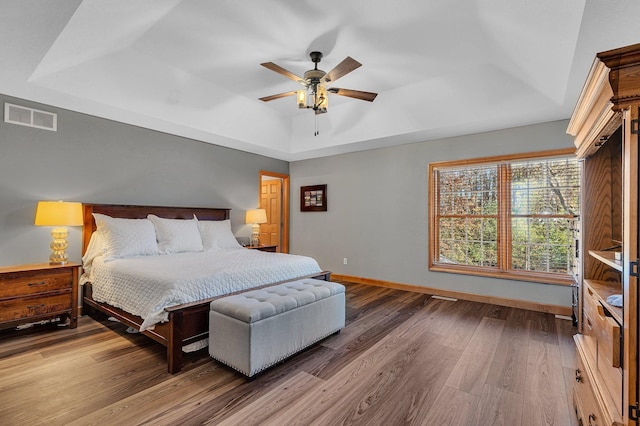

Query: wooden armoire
[567,43,640,425]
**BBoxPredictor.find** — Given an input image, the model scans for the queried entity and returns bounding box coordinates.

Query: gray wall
[1,91,576,308]
[0,94,288,267]
[290,120,575,308]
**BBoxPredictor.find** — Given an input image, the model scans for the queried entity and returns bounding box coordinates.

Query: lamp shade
[245,208,267,224]
[34,201,83,226]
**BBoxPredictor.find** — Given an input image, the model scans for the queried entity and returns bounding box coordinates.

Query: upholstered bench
[208,278,345,377]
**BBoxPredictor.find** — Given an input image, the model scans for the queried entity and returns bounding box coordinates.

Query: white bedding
[85,248,322,331]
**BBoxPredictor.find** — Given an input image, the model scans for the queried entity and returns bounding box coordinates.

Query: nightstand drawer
[0,293,72,322]
[0,269,73,298]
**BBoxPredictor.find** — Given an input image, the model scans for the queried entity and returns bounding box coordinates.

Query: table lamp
[34,201,83,264]
[245,208,267,246]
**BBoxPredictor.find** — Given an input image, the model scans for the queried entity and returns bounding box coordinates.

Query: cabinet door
[622,107,639,421]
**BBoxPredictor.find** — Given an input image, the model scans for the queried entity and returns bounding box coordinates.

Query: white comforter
[86,248,322,330]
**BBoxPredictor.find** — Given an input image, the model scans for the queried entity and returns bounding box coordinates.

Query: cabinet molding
[568,43,640,426]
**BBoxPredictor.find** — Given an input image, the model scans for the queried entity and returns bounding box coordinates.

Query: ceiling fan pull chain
[314,115,319,136]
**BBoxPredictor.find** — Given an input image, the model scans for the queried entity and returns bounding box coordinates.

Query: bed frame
[81,204,330,373]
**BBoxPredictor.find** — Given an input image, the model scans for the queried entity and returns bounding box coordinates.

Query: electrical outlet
[343,258,348,265]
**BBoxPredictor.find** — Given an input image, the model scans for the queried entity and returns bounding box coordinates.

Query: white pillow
[147,214,203,254]
[196,218,242,250]
[82,231,105,272]
[93,213,159,261]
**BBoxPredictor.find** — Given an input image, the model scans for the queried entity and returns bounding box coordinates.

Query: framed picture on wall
[300,184,327,212]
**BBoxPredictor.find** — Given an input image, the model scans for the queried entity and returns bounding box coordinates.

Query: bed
[81,204,330,373]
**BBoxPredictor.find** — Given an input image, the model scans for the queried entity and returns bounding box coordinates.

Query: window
[429,148,580,285]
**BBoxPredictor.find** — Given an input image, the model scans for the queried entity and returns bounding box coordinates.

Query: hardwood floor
[0,282,578,426]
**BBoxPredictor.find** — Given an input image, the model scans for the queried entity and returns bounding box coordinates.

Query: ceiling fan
[259,51,378,117]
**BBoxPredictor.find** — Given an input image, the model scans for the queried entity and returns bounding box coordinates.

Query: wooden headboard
[82,204,231,255]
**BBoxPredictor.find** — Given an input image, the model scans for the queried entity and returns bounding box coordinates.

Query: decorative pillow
[147,214,203,254]
[196,218,242,250]
[93,213,159,261]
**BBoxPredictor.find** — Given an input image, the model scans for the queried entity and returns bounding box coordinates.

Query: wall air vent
[4,103,57,131]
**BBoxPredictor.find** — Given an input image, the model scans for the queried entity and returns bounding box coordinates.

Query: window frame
[428,148,578,286]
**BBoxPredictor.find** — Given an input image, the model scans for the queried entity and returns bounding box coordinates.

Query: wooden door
[260,179,282,250]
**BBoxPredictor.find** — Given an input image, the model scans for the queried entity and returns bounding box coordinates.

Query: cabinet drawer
[0,270,72,298]
[583,283,600,322]
[595,307,623,416]
[597,355,623,420]
[574,348,606,426]
[0,293,71,322]
[573,390,599,426]
[582,310,598,363]
[572,391,585,426]
[593,304,621,368]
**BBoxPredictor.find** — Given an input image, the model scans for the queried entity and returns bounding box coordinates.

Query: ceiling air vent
[4,103,57,131]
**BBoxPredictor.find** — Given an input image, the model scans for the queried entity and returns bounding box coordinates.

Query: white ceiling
[1,0,639,161]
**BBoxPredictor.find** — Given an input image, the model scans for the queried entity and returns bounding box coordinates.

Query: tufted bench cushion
[209,278,345,377]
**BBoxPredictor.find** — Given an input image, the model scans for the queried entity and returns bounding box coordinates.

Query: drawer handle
[27,304,45,309]
[28,280,47,287]
[575,368,583,383]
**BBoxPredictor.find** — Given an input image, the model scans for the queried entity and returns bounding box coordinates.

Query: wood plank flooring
[0,282,578,426]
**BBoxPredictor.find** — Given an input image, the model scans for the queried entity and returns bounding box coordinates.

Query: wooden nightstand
[0,263,80,330]
[246,245,278,252]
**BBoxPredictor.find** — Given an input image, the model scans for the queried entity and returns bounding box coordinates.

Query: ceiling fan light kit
[260,51,377,135]
[296,85,327,114]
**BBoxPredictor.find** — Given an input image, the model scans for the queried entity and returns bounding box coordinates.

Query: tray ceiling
[1,0,640,160]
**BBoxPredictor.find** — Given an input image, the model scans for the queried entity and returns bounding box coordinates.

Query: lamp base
[49,227,70,265]
[251,223,260,247]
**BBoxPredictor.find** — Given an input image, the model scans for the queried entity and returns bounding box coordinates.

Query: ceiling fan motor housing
[304,69,326,83]
[304,51,326,85]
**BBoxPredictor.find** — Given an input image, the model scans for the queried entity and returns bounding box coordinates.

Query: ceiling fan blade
[322,57,362,83]
[260,62,306,85]
[327,88,377,102]
[259,91,298,102]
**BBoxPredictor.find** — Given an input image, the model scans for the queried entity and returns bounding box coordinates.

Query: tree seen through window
[430,151,580,283]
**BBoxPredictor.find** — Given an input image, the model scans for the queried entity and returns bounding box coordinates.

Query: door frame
[259,170,289,253]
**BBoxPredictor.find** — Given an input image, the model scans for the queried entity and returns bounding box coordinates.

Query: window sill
[429,263,574,286]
